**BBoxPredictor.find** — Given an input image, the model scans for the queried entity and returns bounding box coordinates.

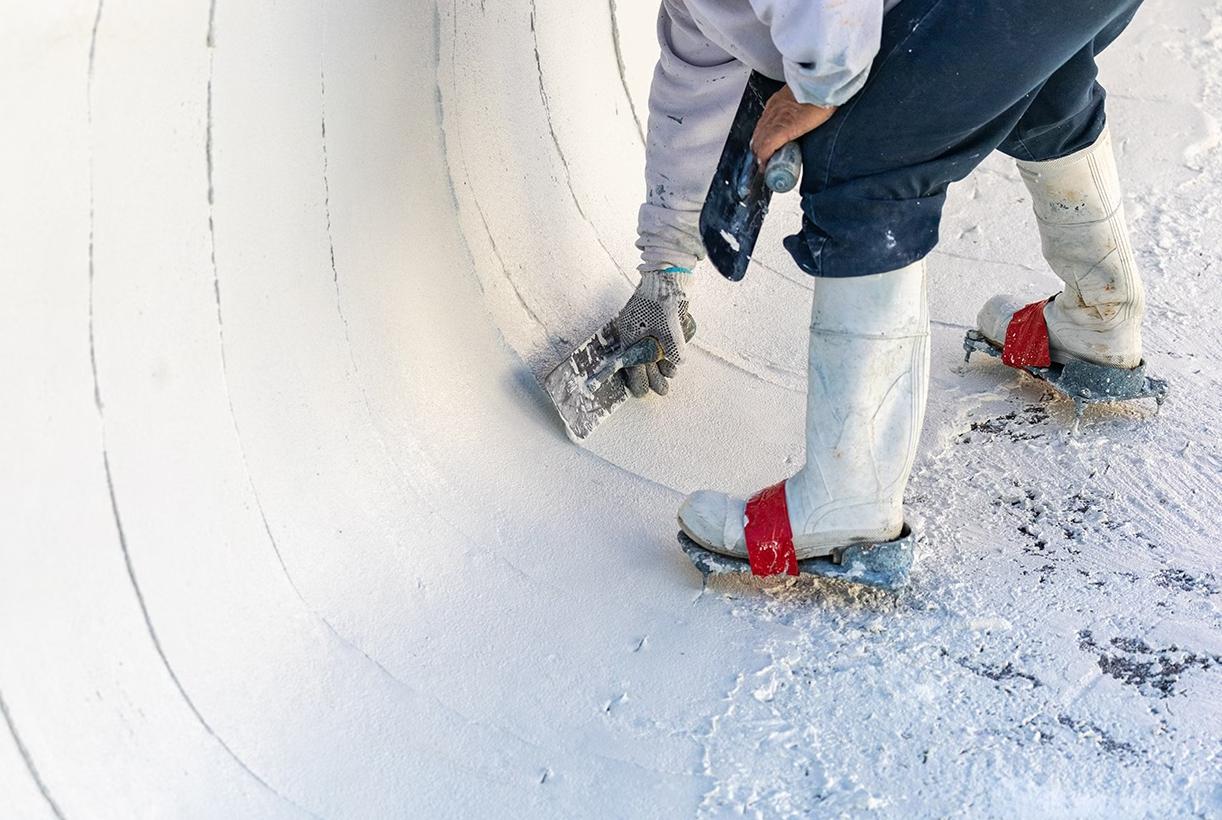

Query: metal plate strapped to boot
[963,298,1169,418]
[677,529,916,591]
[676,481,917,591]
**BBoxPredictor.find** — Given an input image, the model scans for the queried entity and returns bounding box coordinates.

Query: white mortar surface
[1,2,1220,817]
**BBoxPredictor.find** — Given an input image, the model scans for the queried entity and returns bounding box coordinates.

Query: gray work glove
[613,267,697,397]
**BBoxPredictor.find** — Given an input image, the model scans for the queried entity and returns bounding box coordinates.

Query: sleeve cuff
[783,59,872,108]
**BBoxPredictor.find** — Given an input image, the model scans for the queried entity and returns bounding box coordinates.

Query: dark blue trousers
[785,0,1144,278]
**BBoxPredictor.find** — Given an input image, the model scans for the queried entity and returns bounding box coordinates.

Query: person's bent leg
[678,261,929,559]
[981,7,1147,369]
[783,0,1145,280]
[978,128,1145,367]
[998,3,1142,164]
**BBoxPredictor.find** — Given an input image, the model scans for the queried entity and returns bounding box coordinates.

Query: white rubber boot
[977,127,1145,368]
[678,260,929,560]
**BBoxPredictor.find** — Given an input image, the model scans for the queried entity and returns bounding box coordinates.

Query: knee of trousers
[784,190,945,279]
[1000,83,1109,163]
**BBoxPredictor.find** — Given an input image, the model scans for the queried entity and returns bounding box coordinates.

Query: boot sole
[677,518,883,562]
[677,527,916,591]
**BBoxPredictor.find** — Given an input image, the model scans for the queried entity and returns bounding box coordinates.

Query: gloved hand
[613,267,697,397]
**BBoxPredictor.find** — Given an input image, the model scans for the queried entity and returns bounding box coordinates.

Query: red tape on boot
[1002,299,1052,369]
[744,482,799,577]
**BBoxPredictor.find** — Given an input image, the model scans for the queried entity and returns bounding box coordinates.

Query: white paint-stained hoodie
[636,0,904,271]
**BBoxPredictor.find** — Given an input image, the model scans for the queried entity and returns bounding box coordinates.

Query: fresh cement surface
[2,1,1220,817]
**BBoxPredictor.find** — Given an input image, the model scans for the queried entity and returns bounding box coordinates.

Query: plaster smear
[1,0,1220,817]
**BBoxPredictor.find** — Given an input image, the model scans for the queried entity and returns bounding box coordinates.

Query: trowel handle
[588,337,664,391]
[764,142,802,193]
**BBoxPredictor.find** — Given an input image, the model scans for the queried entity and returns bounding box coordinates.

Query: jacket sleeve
[746,0,884,107]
